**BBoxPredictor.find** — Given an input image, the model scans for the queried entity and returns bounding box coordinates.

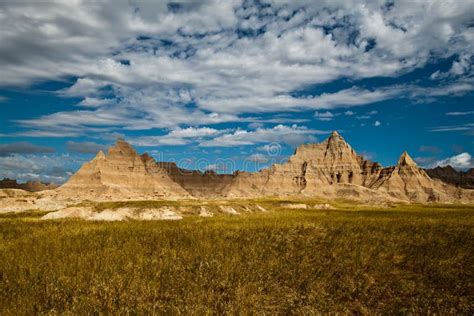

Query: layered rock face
[56,140,190,200]
[0,178,59,192]
[369,152,442,201]
[157,162,236,198]
[425,166,474,189]
[224,132,382,197]
[225,133,473,203]
[291,131,382,189]
[53,135,473,203]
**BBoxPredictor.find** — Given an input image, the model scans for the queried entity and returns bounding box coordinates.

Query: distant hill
[0,178,59,192]
[425,166,474,189]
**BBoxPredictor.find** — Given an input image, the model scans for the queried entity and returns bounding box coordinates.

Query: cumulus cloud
[247,153,268,163]
[374,120,381,127]
[199,125,327,147]
[314,111,336,121]
[430,152,473,170]
[0,0,472,135]
[431,54,473,80]
[131,127,225,146]
[78,97,113,107]
[0,154,86,183]
[0,142,55,156]
[203,163,228,172]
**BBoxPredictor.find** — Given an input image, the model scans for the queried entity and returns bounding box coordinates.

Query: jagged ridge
[55,133,473,203]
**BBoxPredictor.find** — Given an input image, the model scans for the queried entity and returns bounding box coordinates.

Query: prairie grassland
[0,201,473,314]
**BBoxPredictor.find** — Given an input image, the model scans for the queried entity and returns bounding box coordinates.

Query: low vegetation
[0,201,473,314]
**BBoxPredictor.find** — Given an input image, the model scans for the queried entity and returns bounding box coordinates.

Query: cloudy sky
[0,0,473,183]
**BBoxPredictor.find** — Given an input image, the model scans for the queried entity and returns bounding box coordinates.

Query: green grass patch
[0,205,473,314]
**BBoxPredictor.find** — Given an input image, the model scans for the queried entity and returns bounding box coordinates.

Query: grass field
[0,201,473,314]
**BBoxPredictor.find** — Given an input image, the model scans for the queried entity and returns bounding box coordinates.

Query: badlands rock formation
[425,166,474,189]
[53,140,190,200]
[0,189,67,212]
[224,131,383,198]
[0,178,59,192]
[369,152,469,202]
[224,132,473,203]
[7,132,470,208]
[158,162,235,198]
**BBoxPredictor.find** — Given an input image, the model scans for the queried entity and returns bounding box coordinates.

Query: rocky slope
[45,134,474,203]
[425,166,474,189]
[158,162,236,198]
[368,152,467,202]
[53,140,190,200]
[224,131,383,198]
[0,178,59,192]
[224,133,473,203]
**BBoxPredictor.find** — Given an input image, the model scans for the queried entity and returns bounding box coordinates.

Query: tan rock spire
[329,130,341,138]
[94,150,106,160]
[57,139,190,200]
[397,151,417,167]
[225,130,382,196]
[108,139,137,157]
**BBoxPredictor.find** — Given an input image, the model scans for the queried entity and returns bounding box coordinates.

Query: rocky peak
[108,139,137,157]
[328,130,341,139]
[326,130,352,150]
[397,151,417,167]
[94,150,106,160]
[141,152,152,162]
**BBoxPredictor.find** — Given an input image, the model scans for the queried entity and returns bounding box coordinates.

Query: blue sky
[0,0,473,183]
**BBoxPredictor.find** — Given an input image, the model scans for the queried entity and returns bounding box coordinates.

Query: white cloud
[431,54,473,80]
[314,111,336,121]
[130,127,225,146]
[344,110,355,116]
[0,154,86,183]
[446,111,474,116]
[203,163,228,172]
[430,152,473,170]
[247,153,268,163]
[79,97,113,107]
[200,125,327,147]
[1,0,473,135]
[374,120,381,127]
[430,123,474,132]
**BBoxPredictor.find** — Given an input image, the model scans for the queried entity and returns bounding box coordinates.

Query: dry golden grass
[0,201,473,314]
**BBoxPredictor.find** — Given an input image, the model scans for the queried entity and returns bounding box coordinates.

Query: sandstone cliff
[55,140,190,200]
[224,131,382,198]
[369,152,440,201]
[224,133,473,203]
